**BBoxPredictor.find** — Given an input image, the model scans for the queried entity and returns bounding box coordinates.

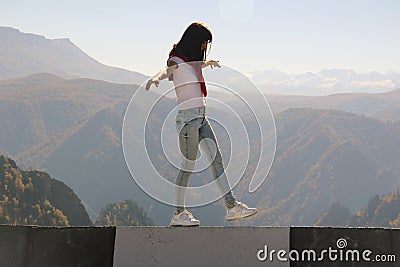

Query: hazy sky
[2,0,400,76]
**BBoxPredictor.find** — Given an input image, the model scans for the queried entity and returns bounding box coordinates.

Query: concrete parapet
[113,226,289,267]
[0,225,115,267]
[1,225,399,266]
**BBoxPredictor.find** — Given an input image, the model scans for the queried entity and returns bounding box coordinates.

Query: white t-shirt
[169,56,206,110]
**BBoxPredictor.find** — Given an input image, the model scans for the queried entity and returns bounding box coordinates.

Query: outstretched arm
[146,60,178,91]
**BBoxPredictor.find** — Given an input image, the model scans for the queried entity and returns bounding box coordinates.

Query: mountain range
[1,74,399,225]
[236,108,400,226]
[2,26,399,96]
[266,89,400,121]
[0,27,147,85]
[247,69,400,95]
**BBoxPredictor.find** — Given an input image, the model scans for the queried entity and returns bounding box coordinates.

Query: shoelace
[180,210,194,220]
[234,202,249,212]
[186,210,195,219]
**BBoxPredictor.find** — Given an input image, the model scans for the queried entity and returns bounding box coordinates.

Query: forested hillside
[0,155,91,225]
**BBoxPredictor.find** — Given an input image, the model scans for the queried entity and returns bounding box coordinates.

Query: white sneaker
[170,210,200,226]
[225,201,257,221]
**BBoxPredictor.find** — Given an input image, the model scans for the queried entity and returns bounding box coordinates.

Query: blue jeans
[174,106,236,213]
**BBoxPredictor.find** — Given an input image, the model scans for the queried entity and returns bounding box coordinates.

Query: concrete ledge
[0,225,115,267]
[1,225,400,267]
[114,226,289,267]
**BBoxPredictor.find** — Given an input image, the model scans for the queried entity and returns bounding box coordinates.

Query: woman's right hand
[145,77,160,91]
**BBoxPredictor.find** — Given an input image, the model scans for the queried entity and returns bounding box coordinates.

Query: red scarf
[168,53,207,97]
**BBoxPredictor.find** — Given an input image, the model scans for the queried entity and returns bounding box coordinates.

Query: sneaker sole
[225,209,257,221]
[169,220,200,227]
[169,224,200,227]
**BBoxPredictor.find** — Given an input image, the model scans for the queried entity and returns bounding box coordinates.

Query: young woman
[146,22,257,226]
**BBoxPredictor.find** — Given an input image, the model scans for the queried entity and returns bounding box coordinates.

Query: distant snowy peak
[245,69,400,95]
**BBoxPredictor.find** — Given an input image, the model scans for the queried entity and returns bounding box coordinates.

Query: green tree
[95,199,153,226]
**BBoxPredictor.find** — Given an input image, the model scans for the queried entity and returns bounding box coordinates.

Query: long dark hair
[169,22,213,62]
